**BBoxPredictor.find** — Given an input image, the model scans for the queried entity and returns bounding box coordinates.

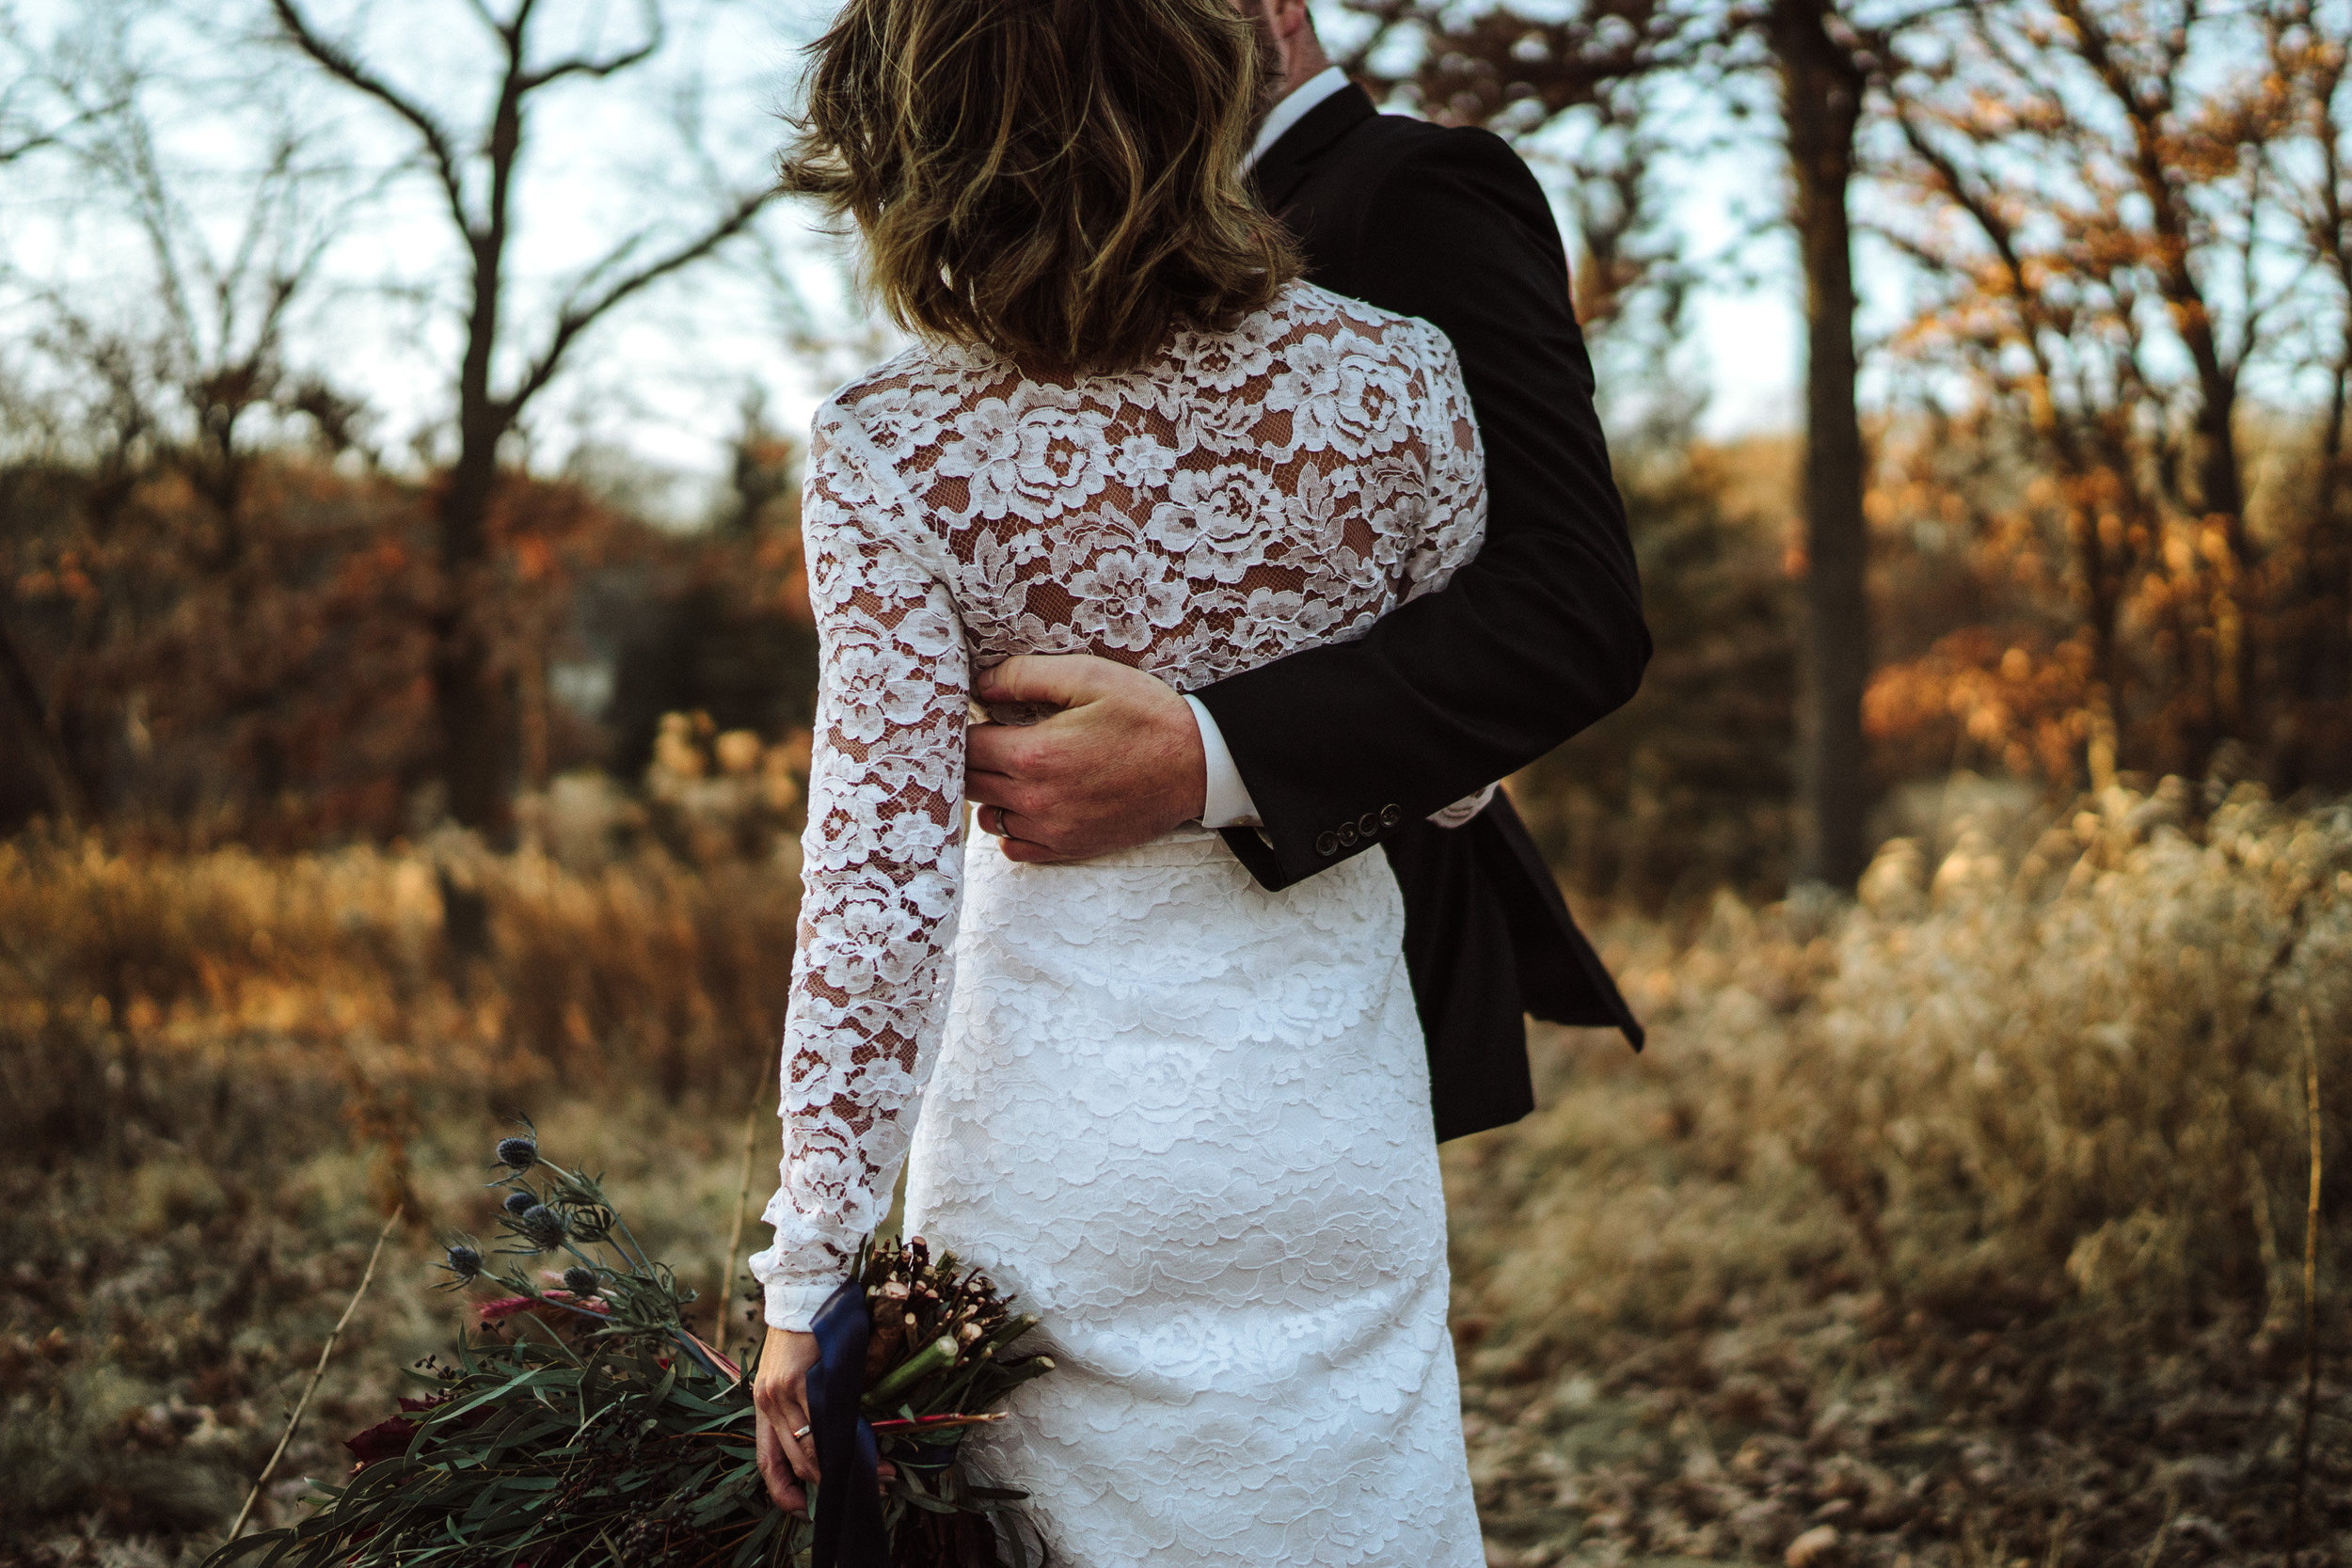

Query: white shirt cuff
[1185,695,1262,829]
[1429,783,1498,829]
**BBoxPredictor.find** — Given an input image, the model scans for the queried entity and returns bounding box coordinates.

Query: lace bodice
[748,282,1486,1329]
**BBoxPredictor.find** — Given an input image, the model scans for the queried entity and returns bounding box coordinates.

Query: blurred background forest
[2,0,2350,1564]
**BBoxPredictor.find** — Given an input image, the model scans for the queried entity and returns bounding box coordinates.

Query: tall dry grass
[0,828,801,1178]
[1457,779,2350,1370]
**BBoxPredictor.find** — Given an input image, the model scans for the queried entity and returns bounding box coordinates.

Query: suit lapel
[1249,82,1377,214]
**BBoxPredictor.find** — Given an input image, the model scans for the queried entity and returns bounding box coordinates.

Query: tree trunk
[435,204,517,842]
[2288,349,2352,789]
[0,620,90,823]
[1771,0,1871,888]
[433,435,515,840]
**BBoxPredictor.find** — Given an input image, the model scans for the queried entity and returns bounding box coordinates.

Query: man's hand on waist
[966,654,1207,863]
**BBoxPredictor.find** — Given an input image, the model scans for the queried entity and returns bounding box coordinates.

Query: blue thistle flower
[562,1266,599,1296]
[495,1136,538,1172]
[442,1243,483,1282]
[517,1204,565,1250]
[503,1191,536,1215]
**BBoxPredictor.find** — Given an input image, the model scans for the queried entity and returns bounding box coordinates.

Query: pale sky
[2,0,1820,521]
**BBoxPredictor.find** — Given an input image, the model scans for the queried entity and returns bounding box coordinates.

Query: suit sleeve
[1198,127,1649,891]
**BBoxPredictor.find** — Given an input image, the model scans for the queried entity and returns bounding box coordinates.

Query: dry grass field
[1,777,2346,1567]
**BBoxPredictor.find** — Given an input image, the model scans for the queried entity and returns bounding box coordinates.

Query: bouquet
[209,1127,1054,1568]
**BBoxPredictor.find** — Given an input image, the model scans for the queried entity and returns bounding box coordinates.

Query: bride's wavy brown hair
[780,0,1300,373]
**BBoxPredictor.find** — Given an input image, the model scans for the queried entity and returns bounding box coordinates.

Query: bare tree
[0,3,131,825]
[1884,0,2306,779]
[1335,1,1694,338]
[1337,0,1925,886]
[270,0,780,836]
[0,3,126,169]
[75,96,356,540]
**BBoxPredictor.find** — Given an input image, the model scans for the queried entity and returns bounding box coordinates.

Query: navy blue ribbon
[807,1279,887,1568]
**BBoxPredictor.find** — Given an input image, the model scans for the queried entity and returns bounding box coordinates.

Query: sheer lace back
[750,282,1486,1326]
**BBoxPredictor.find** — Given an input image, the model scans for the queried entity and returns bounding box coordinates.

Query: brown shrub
[1451,778,2352,1378]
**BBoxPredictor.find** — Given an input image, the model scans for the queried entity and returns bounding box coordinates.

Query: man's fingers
[996,833,1075,865]
[974,802,1072,858]
[965,721,1045,783]
[978,802,1046,843]
[963,761,1039,812]
[976,653,1124,709]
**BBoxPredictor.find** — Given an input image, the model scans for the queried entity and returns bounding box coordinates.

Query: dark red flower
[344,1415,420,1468]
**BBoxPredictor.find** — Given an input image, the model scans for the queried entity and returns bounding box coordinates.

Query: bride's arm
[1397,319,1501,832]
[747,420,969,1336]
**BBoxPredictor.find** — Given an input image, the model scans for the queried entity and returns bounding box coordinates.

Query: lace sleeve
[1398,321,1486,602]
[748,418,970,1333]
[1402,322,1496,828]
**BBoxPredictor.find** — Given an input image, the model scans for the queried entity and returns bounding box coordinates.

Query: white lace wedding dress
[747,281,1487,1565]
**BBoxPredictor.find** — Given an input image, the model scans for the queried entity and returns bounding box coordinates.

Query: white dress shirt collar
[1243,65,1352,176]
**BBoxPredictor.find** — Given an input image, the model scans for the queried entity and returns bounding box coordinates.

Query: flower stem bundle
[846,1237,1056,1566]
[204,1125,1051,1568]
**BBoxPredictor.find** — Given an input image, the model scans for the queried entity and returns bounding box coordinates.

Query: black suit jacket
[1196,84,1649,1143]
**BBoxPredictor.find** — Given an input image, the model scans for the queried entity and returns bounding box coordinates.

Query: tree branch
[501,182,777,419]
[270,0,471,233]
[0,124,56,165]
[518,0,663,95]
[0,76,130,167]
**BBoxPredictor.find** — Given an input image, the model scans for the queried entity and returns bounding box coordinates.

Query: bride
[746,0,1488,1560]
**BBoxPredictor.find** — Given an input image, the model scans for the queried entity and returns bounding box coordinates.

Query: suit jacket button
[1379,803,1403,827]
[1358,812,1380,837]
[1337,823,1359,847]
[1315,832,1339,856]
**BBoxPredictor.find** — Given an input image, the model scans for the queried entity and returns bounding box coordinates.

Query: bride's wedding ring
[792,1424,812,1439]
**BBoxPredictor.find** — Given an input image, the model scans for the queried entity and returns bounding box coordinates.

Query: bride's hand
[753,1326,822,1513]
[966,654,1205,863]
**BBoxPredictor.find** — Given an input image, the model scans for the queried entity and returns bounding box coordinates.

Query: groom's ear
[1256,0,1328,87]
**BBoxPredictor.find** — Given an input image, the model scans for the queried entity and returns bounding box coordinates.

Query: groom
[965,0,1649,1143]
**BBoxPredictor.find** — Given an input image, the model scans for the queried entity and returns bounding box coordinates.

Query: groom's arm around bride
[964,0,1651,1144]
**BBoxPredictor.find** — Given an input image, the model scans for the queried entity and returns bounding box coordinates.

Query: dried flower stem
[2138,1484,2176,1568]
[226,1204,404,1541]
[713,1051,774,1365]
[2294,1007,2323,1524]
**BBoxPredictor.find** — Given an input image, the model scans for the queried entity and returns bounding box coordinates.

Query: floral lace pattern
[905,831,1485,1564]
[749,281,1486,1328]
[745,281,1488,1565]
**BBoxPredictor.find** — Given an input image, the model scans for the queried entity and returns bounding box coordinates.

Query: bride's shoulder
[1256,281,1450,363]
[806,343,1000,474]
[817,345,959,424]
